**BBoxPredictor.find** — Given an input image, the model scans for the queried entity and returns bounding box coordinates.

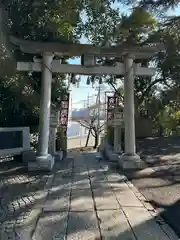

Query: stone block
[96,152,102,160]
[66,152,74,160]
[54,151,62,161]
[118,153,145,170]
[110,153,119,162]
[28,154,54,171]
[22,150,36,163]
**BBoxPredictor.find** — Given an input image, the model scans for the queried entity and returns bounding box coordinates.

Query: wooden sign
[106,95,120,122]
[50,110,59,127]
[59,93,70,135]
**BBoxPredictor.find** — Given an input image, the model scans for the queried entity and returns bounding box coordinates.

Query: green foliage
[56,126,64,140]
[155,106,180,136]
[117,7,157,45]
[84,3,121,45]
[1,0,180,139]
[137,0,180,9]
[0,1,72,129]
[97,5,180,137]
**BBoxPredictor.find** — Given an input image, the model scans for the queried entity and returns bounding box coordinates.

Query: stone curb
[30,171,55,238]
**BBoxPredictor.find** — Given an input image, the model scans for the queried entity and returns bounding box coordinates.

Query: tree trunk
[56,139,61,151]
[85,128,91,147]
[93,133,99,149]
[159,126,163,137]
[121,129,125,151]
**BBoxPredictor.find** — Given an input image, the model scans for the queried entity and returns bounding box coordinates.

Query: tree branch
[108,81,124,101]
[77,120,91,129]
[139,78,167,103]
[109,81,118,93]
[98,123,105,132]
[90,128,95,137]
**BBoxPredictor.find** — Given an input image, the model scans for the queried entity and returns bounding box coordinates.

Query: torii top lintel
[10,36,164,59]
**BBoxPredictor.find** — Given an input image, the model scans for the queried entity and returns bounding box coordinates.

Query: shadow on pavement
[33,151,177,240]
[123,136,180,238]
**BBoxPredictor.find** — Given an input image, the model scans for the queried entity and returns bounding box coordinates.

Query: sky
[69,3,180,109]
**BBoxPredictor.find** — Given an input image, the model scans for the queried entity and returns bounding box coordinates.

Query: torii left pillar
[36,52,54,170]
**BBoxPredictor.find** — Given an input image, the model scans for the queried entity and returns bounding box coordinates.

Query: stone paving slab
[93,188,120,210]
[90,181,112,190]
[32,212,68,240]
[71,179,91,189]
[73,171,89,179]
[51,179,71,190]
[105,172,126,182]
[124,206,171,240]
[73,166,87,174]
[114,188,144,207]
[97,209,136,239]
[90,174,107,182]
[88,169,107,177]
[71,188,94,211]
[42,189,70,212]
[66,211,100,240]
[90,175,113,190]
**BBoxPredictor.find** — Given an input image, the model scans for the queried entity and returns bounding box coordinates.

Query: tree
[133,0,180,9]
[89,8,160,106]
[2,0,180,140]
[0,0,127,126]
[72,104,105,148]
[124,0,180,30]
[0,1,75,130]
[86,6,180,138]
[78,117,105,149]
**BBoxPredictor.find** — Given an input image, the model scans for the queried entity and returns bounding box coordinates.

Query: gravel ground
[125,136,180,237]
[0,157,52,240]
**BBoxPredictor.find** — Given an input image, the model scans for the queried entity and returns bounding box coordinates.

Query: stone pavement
[31,152,179,240]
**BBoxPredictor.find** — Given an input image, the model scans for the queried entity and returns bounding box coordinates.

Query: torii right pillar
[119,54,145,169]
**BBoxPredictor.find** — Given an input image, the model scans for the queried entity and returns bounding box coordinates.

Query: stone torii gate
[10,36,163,170]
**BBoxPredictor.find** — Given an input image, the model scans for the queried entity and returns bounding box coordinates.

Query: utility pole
[96,82,101,146]
[85,93,91,147]
[80,99,86,147]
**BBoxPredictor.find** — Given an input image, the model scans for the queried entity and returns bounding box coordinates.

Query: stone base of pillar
[22,150,36,163]
[110,153,119,162]
[28,154,54,171]
[118,153,145,170]
[108,152,120,169]
[54,151,63,161]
